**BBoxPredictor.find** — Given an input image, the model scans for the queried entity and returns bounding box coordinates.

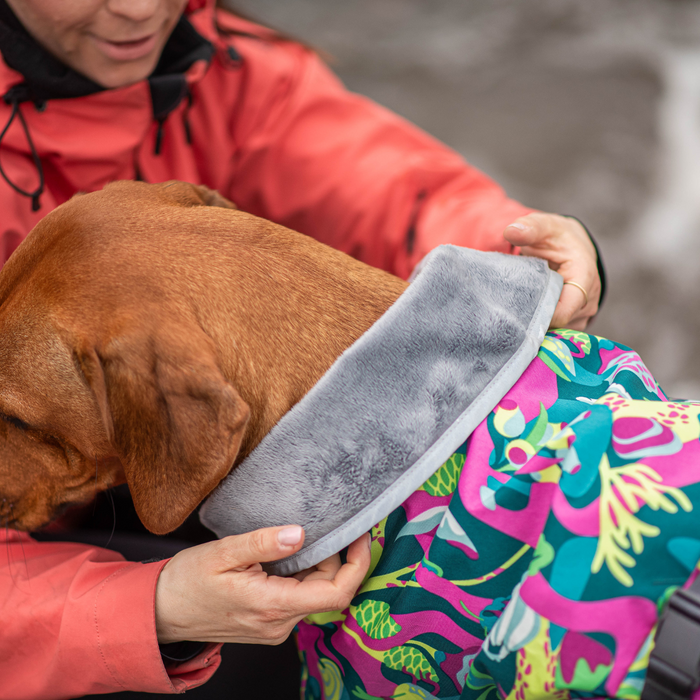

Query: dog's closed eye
[0,414,30,431]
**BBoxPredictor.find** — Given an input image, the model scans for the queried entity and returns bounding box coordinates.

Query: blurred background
[228,0,700,398]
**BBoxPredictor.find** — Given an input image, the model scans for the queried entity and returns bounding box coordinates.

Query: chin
[85,56,160,90]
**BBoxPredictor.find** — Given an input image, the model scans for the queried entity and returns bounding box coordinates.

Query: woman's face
[5,0,189,88]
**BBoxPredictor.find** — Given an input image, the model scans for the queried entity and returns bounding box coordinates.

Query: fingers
[346,532,372,572]
[503,212,601,329]
[503,217,547,248]
[294,552,342,582]
[550,279,599,330]
[551,251,601,329]
[214,525,306,572]
[280,533,371,615]
[239,533,372,642]
[551,283,588,329]
[503,212,571,251]
[331,533,372,593]
[155,531,372,646]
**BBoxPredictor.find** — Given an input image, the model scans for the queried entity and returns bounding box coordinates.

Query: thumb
[215,525,306,572]
[503,216,546,247]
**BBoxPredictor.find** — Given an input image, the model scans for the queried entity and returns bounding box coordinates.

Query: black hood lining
[0,0,223,211]
[0,0,216,117]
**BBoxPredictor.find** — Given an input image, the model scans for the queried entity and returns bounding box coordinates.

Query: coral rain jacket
[0,0,533,696]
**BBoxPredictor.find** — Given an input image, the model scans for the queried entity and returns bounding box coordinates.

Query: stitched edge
[268,268,562,575]
[201,248,553,545]
[94,562,176,692]
[94,569,129,691]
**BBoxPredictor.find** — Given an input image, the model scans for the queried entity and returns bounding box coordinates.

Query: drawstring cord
[0,93,44,212]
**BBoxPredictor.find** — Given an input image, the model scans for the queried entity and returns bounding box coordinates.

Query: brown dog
[0,180,407,534]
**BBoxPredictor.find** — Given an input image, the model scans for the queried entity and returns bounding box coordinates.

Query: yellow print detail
[592,454,692,587]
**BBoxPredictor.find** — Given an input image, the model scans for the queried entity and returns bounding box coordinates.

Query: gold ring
[563,281,589,306]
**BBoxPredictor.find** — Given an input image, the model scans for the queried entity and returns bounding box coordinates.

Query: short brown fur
[0,181,407,534]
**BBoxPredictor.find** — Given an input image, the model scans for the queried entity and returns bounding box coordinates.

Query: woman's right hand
[155,525,371,645]
[503,212,601,330]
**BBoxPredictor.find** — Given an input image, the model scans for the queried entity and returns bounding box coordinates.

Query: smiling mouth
[114,36,152,47]
[92,32,160,62]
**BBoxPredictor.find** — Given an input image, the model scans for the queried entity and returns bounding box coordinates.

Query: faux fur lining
[200,246,562,574]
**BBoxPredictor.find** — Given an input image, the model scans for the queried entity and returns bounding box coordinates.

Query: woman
[0,0,603,697]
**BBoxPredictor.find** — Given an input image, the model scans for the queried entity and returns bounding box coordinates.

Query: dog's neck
[195,233,409,462]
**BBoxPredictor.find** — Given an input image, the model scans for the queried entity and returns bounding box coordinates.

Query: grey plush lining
[200,246,561,574]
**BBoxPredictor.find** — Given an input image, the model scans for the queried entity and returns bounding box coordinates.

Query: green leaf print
[383,645,435,682]
[354,599,402,639]
[465,664,498,700]
[657,585,678,616]
[392,683,439,698]
[420,453,464,496]
[319,659,349,700]
[352,687,383,700]
[421,558,444,577]
[527,534,555,576]
[538,336,576,382]
[555,328,592,355]
[523,403,548,447]
[538,351,571,381]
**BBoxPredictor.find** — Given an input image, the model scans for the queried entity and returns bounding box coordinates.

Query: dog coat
[294,333,692,700]
[200,247,694,698]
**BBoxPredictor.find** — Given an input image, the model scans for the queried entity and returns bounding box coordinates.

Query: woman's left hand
[155,526,370,646]
[503,213,601,331]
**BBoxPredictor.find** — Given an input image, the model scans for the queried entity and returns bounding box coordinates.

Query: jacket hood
[0,0,216,108]
[0,0,221,210]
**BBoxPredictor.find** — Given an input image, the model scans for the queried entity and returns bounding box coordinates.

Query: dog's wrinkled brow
[0,414,29,431]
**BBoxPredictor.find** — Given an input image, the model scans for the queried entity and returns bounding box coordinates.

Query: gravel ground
[228,0,700,397]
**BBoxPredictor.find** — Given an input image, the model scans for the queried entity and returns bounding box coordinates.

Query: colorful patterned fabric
[298,330,700,700]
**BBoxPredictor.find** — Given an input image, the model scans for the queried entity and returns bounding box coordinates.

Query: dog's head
[0,181,250,534]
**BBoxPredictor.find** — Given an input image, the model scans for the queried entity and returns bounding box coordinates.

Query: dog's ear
[158,181,238,210]
[76,320,249,534]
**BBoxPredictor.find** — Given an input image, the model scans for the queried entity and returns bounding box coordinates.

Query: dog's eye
[0,414,30,431]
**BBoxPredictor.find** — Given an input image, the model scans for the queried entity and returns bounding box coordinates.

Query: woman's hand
[155,525,371,645]
[503,213,601,331]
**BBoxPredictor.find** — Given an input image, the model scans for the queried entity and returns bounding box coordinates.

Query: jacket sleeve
[0,530,221,700]
[226,34,533,279]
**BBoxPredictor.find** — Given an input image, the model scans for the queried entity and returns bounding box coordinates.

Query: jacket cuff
[160,640,208,667]
[563,215,607,307]
[94,559,221,693]
[167,643,223,692]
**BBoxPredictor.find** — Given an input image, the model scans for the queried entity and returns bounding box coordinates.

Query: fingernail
[278,526,303,546]
[507,222,528,231]
[366,533,372,550]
